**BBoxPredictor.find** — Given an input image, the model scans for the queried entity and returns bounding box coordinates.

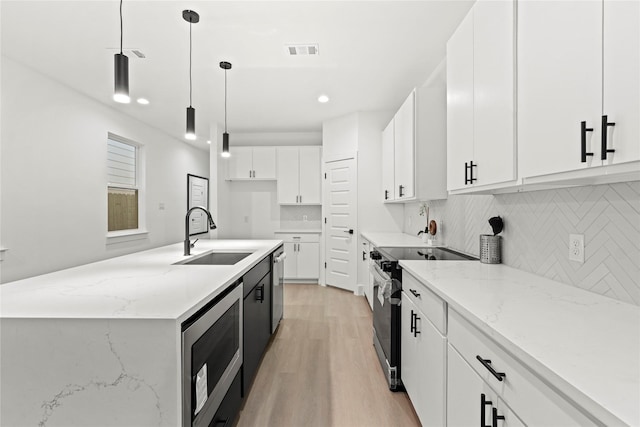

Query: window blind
[107,137,136,187]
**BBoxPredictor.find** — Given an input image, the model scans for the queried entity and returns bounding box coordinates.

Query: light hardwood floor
[236,284,421,427]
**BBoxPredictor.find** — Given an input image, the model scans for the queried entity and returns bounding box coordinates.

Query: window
[107,134,142,233]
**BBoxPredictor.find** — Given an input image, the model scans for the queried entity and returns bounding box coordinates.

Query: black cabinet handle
[465,162,469,184]
[256,284,264,302]
[413,312,421,337]
[399,185,405,197]
[362,250,366,261]
[465,161,477,184]
[410,309,415,333]
[384,189,389,200]
[601,115,616,160]
[409,288,421,298]
[481,393,492,427]
[476,355,506,381]
[581,121,594,162]
[470,161,477,183]
[492,407,505,427]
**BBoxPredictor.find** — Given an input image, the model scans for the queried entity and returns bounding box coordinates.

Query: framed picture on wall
[187,174,209,236]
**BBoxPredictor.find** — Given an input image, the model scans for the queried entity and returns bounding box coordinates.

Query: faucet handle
[190,238,199,248]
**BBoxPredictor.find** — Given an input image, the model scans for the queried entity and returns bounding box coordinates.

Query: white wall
[0,57,209,283]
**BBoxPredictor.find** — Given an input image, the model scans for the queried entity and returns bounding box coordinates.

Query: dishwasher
[272,246,286,333]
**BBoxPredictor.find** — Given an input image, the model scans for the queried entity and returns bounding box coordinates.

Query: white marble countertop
[361,231,444,248]
[399,260,640,426]
[0,239,282,322]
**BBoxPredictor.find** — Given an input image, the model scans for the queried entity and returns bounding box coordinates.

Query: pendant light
[220,61,232,158]
[113,0,130,103]
[183,10,199,140]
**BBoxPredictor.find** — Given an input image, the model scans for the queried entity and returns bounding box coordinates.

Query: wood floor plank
[236,284,421,427]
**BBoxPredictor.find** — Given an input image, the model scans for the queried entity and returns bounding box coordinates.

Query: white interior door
[188,175,208,235]
[324,158,357,292]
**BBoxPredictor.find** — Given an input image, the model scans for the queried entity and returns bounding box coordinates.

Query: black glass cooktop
[378,246,477,262]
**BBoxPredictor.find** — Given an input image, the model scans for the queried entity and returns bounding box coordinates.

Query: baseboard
[355,284,365,296]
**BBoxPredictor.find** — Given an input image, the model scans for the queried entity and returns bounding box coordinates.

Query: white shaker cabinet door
[393,91,415,200]
[276,147,300,204]
[283,242,297,279]
[297,242,319,279]
[298,146,321,204]
[446,10,474,191]
[382,119,395,201]
[252,147,277,179]
[518,0,603,177]
[228,147,253,179]
[603,0,640,165]
[473,0,515,186]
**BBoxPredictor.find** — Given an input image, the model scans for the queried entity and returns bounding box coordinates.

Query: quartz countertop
[0,239,282,322]
[361,231,445,248]
[399,260,640,426]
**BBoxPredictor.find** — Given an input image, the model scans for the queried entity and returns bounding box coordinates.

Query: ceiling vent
[286,44,319,56]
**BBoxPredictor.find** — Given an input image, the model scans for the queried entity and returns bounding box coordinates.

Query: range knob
[369,251,382,260]
[380,261,394,273]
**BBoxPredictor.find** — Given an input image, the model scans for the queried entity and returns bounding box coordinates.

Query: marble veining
[399,260,640,426]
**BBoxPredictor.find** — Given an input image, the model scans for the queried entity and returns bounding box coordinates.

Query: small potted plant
[417,203,437,244]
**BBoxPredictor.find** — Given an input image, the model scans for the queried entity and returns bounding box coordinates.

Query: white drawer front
[402,272,446,335]
[448,310,596,426]
[274,233,320,243]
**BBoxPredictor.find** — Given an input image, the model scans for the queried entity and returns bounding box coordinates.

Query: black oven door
[371,263,402,389]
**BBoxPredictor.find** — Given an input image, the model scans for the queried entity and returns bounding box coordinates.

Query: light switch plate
[569,234,584,263]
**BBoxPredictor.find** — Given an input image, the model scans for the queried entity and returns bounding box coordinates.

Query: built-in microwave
[181,280,243,427]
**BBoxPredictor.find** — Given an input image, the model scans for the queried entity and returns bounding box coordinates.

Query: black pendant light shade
[186,106,196,140]
[114,53,129,103]
[113,0,130,103]
[220,61,232,157]
[222,132,230,157]
[183,10,199,140]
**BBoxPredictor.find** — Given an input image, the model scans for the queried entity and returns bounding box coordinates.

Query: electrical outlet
[569,234,584,263]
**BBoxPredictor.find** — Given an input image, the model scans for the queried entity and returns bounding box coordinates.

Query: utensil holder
[480,235,501,264]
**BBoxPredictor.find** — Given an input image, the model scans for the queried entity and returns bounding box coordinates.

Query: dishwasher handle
[274,252,287,263]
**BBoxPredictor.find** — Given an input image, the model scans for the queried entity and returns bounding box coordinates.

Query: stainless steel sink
[174,251,253,266]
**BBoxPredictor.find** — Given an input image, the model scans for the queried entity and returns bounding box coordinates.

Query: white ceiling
[1,1,473,150]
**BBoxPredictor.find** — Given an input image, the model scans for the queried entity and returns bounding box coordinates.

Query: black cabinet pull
[256,284,264,302]
[480,393,492,427]
[470,161,477,183]
[581,121,594,162]
[601,115,616,160]
[476,355,506,381]
[465,161,477,184]
[410,309,415,333]
[413,312,421,337]
[399,185,405,197]
[465,162,469,184]
[409,288,421,298]
[492,407,505,427]
[384,189,389,200]
[362,250,366,261]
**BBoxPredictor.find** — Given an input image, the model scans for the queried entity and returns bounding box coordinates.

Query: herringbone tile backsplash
[404,182,640,306]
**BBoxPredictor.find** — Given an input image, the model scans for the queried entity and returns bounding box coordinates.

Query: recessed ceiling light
[318,95,329,103]
[207,140,211,144]
[137,98,149,105]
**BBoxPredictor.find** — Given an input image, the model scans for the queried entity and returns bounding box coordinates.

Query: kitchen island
[0,239,282,426]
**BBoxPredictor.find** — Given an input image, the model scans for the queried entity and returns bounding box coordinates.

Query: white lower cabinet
[401,292,446,426]
[278,233,320,281]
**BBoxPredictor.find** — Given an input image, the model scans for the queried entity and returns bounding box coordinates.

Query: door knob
[343,229,354,235]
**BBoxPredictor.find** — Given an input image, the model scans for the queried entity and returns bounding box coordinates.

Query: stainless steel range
[370,246,476,391]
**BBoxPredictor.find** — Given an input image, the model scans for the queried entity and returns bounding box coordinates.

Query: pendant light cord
[119,0,123,54]
[224,69,228,132]
[189,20,193,108]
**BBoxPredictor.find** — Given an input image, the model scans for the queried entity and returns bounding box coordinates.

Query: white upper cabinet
[518,0,640,180]
[393,91,416,200]
[226,146,276,180]
[382,120,395,201]
[602,0,640,166]
[447,0,516,193]
[383,86,447,203]
[276,146,321,205]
